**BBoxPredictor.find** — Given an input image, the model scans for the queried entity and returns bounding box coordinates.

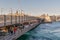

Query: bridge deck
[0,22,39,40]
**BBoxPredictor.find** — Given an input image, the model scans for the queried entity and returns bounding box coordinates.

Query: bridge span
[0,15,42,40]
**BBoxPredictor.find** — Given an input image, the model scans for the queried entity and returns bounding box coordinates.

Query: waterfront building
[40,14,51,22]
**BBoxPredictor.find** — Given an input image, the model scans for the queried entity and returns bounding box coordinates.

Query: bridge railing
[0,15,39,27]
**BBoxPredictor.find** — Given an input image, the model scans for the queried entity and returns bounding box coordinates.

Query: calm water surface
[17,22,60,40]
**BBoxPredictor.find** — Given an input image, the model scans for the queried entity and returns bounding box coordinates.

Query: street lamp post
[21,10,24,23]
[15,12,17,24]
[10,8,13,24]
[3,8,6,26]
[4,14,6,26]
[19,10,20,23]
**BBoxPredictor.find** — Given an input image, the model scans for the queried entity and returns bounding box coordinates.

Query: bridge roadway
[0,22,40,40]
[0,15,41,40]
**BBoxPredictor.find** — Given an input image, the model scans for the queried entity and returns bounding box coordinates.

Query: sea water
[17,22,60,40]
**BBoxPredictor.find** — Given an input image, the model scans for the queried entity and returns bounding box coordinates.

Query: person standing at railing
[10,27,14,35]
[14,26,17,34]
[8,27,11,34]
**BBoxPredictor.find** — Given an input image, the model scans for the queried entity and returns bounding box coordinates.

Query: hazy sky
[0,0,60,16]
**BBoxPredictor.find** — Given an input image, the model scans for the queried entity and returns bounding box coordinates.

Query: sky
[0,0,60,16]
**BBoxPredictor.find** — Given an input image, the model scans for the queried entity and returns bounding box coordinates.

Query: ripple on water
[17,22,60,40]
